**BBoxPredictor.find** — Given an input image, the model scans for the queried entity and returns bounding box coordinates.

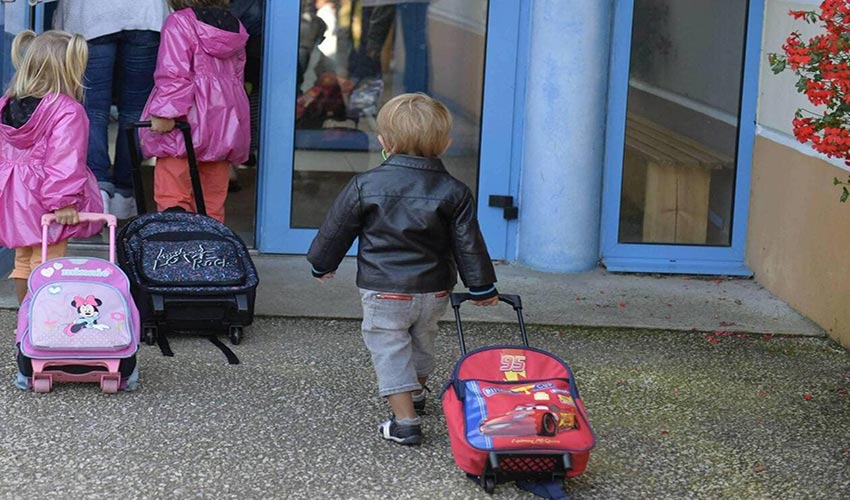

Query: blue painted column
[517,0,614,272]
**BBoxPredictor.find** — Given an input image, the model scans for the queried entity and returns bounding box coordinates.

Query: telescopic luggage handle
[123,120,206,216]
[450,293,529,355]
[41,213,118,263]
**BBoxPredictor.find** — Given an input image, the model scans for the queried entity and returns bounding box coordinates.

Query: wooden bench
[623,115,734,244]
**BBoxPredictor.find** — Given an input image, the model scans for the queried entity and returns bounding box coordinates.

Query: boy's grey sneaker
[379,418,422,446]
[412,387,430,412]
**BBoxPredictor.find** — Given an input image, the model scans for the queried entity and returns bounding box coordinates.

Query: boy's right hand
[150,116,175,133]
[314,272,336,284]
[471,296,499,306]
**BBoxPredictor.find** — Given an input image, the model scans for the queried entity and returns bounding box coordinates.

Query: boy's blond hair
[7,30,88,102]
[377,93,452,158]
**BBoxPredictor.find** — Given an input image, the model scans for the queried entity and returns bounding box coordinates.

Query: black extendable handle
[123,120,205,216]
[450,293,529,356]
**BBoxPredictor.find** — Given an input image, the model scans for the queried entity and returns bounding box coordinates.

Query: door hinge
[488,195,518,220]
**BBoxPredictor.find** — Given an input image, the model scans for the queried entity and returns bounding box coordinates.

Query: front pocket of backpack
[139,231,246,286]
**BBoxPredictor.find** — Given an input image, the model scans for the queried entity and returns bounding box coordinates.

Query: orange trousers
[9,240,69,280]
[154,157,229,223]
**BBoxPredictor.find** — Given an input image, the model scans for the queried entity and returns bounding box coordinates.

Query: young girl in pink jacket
[0,30,104,303]
[140,0,251,223]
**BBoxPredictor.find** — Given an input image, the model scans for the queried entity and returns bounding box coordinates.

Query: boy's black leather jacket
[307,154,497,293]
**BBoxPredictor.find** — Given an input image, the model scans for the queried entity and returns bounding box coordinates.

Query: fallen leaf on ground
[753,464,767,473]
[758,390,766,397]
[803,393,813,401]
[837,389,848,396]
[619,302,626,308]
[706,335,720,345]
[660,429,669,435]
[762,334,775,341]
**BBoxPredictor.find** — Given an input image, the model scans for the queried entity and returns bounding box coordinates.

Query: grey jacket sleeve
[451,188,497,288]
[306,177,362,274]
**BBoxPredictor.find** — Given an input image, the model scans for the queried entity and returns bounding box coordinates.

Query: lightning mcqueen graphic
[479,404,578,437]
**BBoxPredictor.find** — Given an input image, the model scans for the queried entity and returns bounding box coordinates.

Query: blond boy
[307,93,498,445]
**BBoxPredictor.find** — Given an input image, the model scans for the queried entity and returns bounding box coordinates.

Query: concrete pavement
[0,247,842,499]
[0,313,847,499]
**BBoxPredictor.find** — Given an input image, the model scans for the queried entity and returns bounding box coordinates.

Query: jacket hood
[0,94,73,149]
[190,10,249,59]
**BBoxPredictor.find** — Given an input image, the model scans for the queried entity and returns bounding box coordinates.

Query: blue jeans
[398,3,429,94]
[349,3,429,93]
[359,289,450,397]
[84,30,160,197]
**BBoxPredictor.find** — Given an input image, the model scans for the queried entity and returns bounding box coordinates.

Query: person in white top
[52,0,170,219]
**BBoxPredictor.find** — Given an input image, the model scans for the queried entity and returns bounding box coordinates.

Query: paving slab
[0,249,824,337]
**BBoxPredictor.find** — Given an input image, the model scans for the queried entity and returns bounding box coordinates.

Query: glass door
[600,0,764,275]
[256,0,523,258]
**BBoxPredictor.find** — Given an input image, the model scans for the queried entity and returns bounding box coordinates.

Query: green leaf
[835,177,842,186]
[841,186,849,203]
[771,58,787,74]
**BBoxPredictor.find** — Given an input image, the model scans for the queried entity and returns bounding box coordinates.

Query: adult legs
[398,2,429,94]
[114,30,160,198]
[82,34,119,195]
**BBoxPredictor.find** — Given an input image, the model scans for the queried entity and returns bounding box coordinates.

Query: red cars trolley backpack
[441,294,596,495]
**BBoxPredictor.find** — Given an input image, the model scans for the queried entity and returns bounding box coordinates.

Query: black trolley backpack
[117,121,258,347]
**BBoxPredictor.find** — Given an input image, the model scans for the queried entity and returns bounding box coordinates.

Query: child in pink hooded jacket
[139,0,251,223]
[0,30,104,303]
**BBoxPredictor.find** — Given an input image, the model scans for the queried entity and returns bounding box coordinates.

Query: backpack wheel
[483,474,496,494]
[143,327,157,346]
[100,377,120,394]
[229,326,243,345]
[33,377,51,393]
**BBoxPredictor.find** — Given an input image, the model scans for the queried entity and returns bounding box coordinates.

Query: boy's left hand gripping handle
[41,213,118,264]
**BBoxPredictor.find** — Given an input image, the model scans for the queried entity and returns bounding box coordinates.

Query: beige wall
[747,138,850,347]
[751,1,850,346]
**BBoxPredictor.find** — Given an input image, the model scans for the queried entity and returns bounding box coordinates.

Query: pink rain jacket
[139,8,251,164]
[0,94,104,248]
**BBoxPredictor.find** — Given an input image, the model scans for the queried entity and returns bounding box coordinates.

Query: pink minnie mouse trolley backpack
[15,213,140,393]
[441,294,596,495]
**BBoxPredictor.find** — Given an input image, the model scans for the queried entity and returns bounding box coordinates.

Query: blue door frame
[255,0,525,259]
[0,2,39,277]
[599,0,764,276]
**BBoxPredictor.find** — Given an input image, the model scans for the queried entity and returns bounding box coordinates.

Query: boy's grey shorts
[359,288,451,397]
